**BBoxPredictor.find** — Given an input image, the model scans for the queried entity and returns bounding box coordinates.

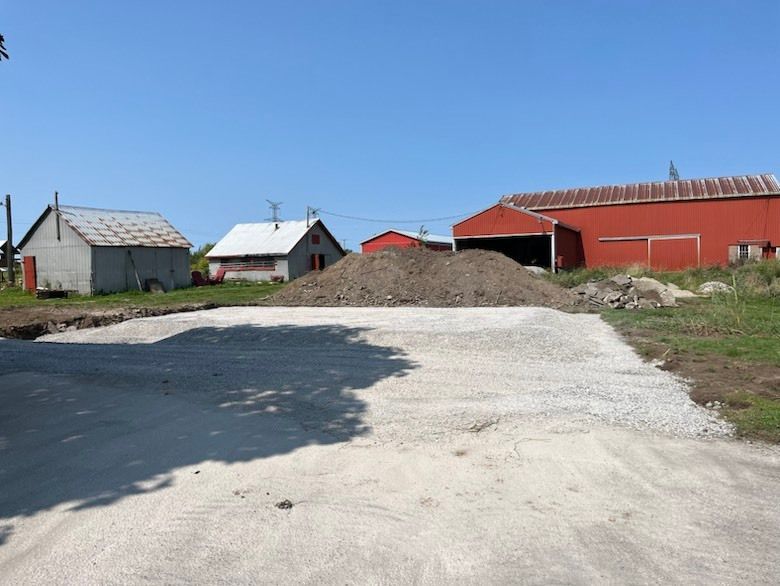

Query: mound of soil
[272,248,576,308]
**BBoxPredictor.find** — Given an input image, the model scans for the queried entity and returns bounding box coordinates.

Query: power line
[317,209,474,224]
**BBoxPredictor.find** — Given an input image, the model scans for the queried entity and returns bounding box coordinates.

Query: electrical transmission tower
[668,160,680,181]
[266,199,283,222]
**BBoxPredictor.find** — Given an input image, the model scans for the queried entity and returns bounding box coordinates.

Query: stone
[609,274,633,287]
[697,281,735,295]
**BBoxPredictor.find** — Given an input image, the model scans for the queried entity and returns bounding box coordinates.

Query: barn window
[311,234,321,245]
[738,244,749,261]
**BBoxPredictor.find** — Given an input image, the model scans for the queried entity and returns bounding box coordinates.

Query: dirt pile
[272,248,576,308]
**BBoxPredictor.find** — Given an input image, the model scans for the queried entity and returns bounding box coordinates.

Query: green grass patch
[723,393,780,443]
[0,281,284,309]
[602,296,780,365]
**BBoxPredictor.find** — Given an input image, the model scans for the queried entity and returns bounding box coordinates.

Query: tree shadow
[0,324,415,542]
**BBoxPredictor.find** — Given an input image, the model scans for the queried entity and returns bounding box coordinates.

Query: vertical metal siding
[453,204,554,237]
[93,247,191,293]
[362,233,418,253]
[18,212,93,294]
[649,238,698,270]
[553,226,581,268]
[545,196,780,267]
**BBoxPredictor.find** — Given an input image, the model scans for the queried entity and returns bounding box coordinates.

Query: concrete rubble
[697,281,735,295]
[572,275,684,309]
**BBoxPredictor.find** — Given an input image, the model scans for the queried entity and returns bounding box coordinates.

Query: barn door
[649,237,699,270]
[311,254,325,271]
[23,256,37,291]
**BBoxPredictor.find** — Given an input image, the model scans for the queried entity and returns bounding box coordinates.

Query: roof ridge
[501,173,778,200]
[58,204,164,216]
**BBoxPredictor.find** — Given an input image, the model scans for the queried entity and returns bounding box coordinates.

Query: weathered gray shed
[206,219,345,282]
[17,205,192,295]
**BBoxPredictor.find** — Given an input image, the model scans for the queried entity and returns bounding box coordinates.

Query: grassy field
[549,261,780,442]
[0,281,285,309]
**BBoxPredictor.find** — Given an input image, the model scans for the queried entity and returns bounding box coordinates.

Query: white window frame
[738,244,750,261]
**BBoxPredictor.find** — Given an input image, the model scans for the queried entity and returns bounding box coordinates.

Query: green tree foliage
[190,243,215,275]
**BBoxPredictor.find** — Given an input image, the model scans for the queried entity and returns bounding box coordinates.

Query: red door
[23,256,37,291]
[649,238,699,270]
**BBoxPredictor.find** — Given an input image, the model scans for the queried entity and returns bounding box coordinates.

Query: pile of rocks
[572,274,680,309]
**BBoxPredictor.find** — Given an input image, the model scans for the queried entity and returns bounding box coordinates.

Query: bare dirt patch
[620,326,780,406]
[273,248,577,308]
[0,303,217,340]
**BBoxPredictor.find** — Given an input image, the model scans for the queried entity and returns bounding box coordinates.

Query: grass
[723,393,780,443]
[606,296,780,441]
[0,281,285,309]
[602,296,780,365]
[550,260,780,442]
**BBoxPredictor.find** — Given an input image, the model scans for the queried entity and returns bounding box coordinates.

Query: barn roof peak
[501,173,779,211]
[18,204,192,249]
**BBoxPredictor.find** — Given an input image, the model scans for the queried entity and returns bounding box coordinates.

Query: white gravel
[4,306,772,585]
[38,306,732,439]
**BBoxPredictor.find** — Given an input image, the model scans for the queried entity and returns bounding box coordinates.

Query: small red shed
[453,174,780,271]
[361,229,453,254]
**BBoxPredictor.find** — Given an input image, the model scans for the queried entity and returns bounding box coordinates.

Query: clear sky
[2,1,779,250]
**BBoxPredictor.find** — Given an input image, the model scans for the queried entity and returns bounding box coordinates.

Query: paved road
[0,307,777,584]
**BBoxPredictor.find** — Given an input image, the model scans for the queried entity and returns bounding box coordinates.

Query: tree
[189,243,215,275]
[0,34,9,61]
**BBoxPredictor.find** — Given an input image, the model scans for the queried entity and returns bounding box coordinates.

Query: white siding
[19,212,93,294]
[210,256,289,282]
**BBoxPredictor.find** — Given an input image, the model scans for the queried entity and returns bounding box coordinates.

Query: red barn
[361,229,453,254]
[453,174,780,271]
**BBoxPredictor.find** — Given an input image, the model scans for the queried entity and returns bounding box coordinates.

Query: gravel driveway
[0,307,778,584]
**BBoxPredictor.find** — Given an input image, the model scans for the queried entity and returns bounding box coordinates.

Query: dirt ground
[0,302,217,339]
[1,307,778,584]
[621,327,780,404]
[274,248,576,308]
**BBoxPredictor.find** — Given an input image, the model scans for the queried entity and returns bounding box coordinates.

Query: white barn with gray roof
[18,205,192,295]
[206,219,345,282]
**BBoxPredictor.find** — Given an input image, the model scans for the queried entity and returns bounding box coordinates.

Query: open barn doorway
[455,235,552,268]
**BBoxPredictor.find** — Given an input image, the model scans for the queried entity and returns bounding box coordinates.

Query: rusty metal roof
[57,205,191,248]
[500,174,780,211]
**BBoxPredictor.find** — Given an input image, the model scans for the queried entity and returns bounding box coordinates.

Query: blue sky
[2,1,778,249]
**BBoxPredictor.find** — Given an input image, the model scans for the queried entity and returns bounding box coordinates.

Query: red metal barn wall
[553,225,582,268]
[453,205,554,237]
[362,232,417,253]
[545,196,780,268]
[362,233,451,254]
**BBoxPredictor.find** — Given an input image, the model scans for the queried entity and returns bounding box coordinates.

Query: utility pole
[54,191,61,241]
[3,194,13,285]
[306,206,320,227]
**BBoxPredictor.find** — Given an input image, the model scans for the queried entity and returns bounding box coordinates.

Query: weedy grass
[722,393,780,443]
[0,281,284,309]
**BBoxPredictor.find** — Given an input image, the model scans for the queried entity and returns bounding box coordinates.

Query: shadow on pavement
[0,323,415,539]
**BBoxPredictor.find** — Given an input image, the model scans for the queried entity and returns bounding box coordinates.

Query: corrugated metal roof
[206,220,316,258]
[57,205,191,248]
[500,174,780,211]
[360,228,453,246]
